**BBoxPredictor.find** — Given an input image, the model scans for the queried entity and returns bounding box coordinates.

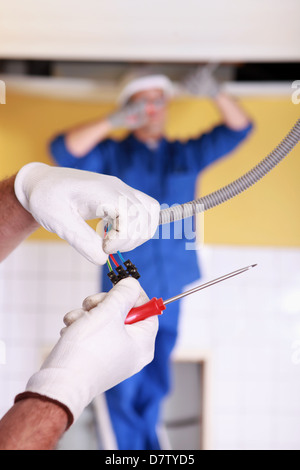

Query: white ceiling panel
[0,0,299,61]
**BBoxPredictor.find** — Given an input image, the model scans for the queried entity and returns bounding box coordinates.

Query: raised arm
[65,117,113,157]
[63,101,148,158]
[184,64,252,131]
[213,92,251,131]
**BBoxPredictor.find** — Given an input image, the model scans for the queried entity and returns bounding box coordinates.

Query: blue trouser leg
[105,300,180,450]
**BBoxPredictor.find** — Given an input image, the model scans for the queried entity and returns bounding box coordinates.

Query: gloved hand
[15,278,159,426]
[108,101,149,130]
[14,163,160,265]
[183,63,221,98]
[63,282,151,330]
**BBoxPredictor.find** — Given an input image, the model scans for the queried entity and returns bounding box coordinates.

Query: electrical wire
[117,251,126,263]
[109,254,119,267]
[159,119,300,225]
[107,258,113,272]
[103,224,140,284]
[104,224,117,271]
[103,223,121,268]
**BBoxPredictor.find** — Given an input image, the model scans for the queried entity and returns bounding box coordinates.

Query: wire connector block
[107,258,140,285]
[107,270,119,285]
[124,260,140,280]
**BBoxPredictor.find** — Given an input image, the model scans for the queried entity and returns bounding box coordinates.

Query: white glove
[64,283,151,329]
[15,278,158,425]
[183,63,221,98]
[14,163,160,265]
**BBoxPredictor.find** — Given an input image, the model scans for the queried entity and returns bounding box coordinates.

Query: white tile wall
[0,241,300,450]
[176,244,300,450]
[0,242,99,419]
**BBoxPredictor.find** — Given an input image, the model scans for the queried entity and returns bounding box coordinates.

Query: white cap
[117,74,174,106]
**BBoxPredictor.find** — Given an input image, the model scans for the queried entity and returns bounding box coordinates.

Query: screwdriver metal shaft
[125,264,257,324]
[163,264,257,306]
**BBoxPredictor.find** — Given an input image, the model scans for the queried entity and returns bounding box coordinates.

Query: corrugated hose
[159,119,300,225]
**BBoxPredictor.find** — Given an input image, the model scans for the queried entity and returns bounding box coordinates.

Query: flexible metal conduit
[159,119,300,225]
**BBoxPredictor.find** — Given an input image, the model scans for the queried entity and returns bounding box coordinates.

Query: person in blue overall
[49,69,253,450]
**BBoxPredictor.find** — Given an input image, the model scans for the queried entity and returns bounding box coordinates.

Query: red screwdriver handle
[125,298,166,325]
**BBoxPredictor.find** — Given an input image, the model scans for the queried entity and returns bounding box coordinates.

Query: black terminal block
[116,265,129,281]
[107,259,140,286]
[124,260,140,280]
[107,270,119,285]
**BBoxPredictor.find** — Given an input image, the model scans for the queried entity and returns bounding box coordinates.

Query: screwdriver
[125,264,257,324]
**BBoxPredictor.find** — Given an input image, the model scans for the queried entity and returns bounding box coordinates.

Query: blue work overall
[50,123,252,449]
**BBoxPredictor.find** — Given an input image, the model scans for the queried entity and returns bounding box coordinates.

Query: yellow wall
[0,90,299,246]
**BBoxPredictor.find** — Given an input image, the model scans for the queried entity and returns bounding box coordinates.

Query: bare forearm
[214,92,251,130]
[65,118,113,157]
[0,175,39,262]
[0,398,68,450]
